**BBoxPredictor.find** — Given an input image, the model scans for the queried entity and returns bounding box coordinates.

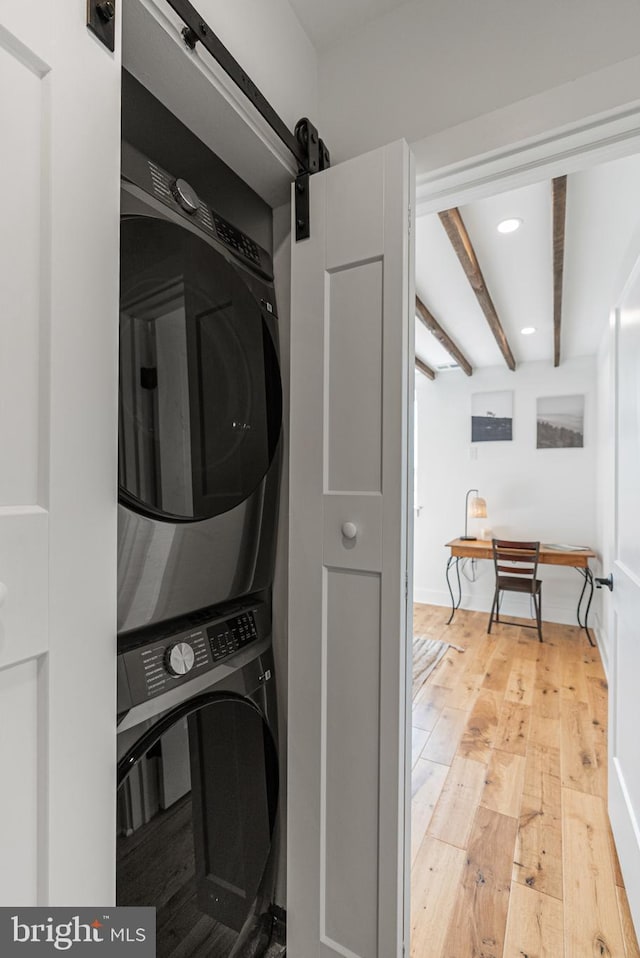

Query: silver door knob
[341,522,358,540]
[0,582,6,607]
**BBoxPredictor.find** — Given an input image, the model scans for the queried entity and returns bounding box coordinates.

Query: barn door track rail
[163,0,330,239]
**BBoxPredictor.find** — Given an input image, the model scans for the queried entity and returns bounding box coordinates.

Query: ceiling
[287,0,408,51]
[415,150,640,375]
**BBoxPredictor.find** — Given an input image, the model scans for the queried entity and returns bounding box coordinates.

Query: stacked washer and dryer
[116,81,284,958]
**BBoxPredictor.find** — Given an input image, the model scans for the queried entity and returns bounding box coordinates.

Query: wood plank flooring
[410,604,640,958]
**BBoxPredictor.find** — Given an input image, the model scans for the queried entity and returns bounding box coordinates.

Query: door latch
[595,574,614,592]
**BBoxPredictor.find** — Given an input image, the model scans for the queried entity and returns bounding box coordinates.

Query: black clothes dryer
[118,143,282,635]
[117,597,279,958]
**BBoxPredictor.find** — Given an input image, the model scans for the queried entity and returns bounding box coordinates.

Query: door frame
[408,99,640,941]
[411,100,640,644]
[608,256,640,933]
[411,100,640,661]
[415,104,640,215]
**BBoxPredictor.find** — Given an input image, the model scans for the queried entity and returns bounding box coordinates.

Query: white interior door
[288,140,414,957]
[609,255,640,931]
[0,1,120,903]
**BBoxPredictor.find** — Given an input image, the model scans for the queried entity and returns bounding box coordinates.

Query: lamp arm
[464,488,478,539]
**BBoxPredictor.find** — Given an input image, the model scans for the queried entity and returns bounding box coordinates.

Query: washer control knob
[170,178,199,215]
[166,641,196,676]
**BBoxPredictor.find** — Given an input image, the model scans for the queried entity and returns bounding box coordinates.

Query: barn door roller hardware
[87,0,116,51]
[164,0,330,239]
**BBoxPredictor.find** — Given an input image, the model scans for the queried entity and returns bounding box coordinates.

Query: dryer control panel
[118,600,269,711]
[121,142,273,281]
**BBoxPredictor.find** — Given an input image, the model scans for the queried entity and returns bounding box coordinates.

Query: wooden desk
[445,538,597,645]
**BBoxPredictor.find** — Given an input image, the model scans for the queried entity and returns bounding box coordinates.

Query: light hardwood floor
[411,603,640,958]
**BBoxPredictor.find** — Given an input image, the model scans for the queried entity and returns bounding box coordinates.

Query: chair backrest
[492,538,540,581]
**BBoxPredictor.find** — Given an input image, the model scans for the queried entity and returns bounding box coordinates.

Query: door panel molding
[288,140,413,958]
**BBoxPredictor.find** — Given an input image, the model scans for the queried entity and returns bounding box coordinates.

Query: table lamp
[461,488,487,540]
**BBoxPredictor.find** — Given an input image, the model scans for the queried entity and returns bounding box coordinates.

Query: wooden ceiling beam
[438,207,516,371]
[552,175,567,367]
[415,357,435,380]
[415,295,473,376]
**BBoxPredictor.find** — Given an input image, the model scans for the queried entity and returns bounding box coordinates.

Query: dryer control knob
[171,178,200,215]
[166,641,196,676]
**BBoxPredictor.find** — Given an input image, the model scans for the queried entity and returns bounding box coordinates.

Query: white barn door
[288,141,414,957]
[0,2,120,902]
[609,256,640,932]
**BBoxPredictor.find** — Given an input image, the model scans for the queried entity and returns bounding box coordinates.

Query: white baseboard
[413,587,581,627]
[592,610,609,678]
[413,587,438,606]
[610,757,640,937]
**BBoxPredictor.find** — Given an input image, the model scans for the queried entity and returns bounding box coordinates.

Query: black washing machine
[118,142,283,635]
[117,597,279,958]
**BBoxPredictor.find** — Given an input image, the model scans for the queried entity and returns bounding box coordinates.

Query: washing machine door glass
[117,695,278,955]
[119,216,282,521]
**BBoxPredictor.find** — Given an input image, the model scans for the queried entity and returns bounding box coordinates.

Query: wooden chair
[487,538,543,642]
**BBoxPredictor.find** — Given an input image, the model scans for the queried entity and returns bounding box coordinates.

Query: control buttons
[207,610,258,661]
[166,641,196,676]
[213,213,260,264]
[170,178,200,215]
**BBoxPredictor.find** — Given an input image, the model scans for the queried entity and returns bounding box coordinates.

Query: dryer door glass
[119,216,282,520]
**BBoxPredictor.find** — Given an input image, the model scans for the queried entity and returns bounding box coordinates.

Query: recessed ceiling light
[497,217,522,234]
[521,326,536,335]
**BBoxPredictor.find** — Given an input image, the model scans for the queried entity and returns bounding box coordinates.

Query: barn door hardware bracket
[87,0,116,52]
[294,118,331,241]
[163,0,330,239]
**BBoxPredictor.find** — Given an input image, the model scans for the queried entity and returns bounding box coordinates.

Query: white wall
[197,0,317,129]
[411,56,640,182]
[316,0,640,171]
[414,358,599,626]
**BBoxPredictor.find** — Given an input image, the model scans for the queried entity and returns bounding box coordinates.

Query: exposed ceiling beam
[415,357,435,381]
[552,175,567,368]
[415,295,473,376]
[438,208,516,371]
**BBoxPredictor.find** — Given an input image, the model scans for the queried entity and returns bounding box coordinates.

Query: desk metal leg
[446,556,462,625]
[575,567,595,647]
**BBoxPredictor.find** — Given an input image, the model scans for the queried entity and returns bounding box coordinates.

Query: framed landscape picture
[537,394,584,448]
[471,390,513,442]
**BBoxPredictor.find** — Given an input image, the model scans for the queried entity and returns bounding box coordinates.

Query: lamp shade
[468,496,487,519]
